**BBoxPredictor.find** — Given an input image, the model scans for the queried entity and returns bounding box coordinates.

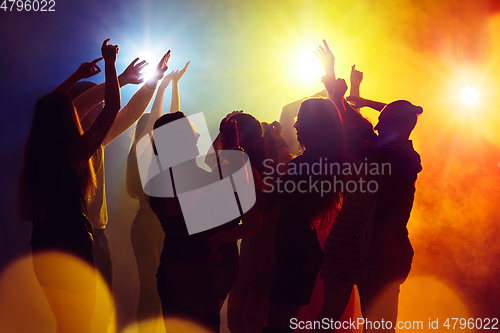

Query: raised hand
[168,61,190,113]
[158,70,176,90]
[156,52,170,74]
[119,58,148,85]
[146,51,171,88]
[172,61,191,82]
[350,65,363,87]
[101,39,119,63]
[314,39,335,76]
[76,57,103,79]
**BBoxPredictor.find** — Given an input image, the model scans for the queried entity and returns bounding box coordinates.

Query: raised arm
[67,39,120,173]
[101,52,170,146]
[126,59,173,201]
[170,61,190,113]
[150,71,173,120]
[329,78,375,137]
[73,57,148,120]
[346,95,387,112]
[52,57,103,94]
[349,65,363,99]
[132,52,172,145]
[314,39,335,80]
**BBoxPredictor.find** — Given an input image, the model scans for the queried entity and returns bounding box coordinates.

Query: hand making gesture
[350,64,363,98]
[171,61,191,83]
[314,39,335,79]
[146,51,171,88]
[119,58,148,85]
[101,38,119,63]
[75,57,103,79]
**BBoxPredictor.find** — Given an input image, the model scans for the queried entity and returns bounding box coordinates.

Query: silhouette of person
[208,112,268,314]
[17,39,120,333]
[314,41,374,330]
[360,100,422,333]
[263,97,346,332]
[146,112,248,332]
[331,79,423,333]
[227,119,292,333]
[126,62,190,333]
[72,53,169,295]
[66,51,169,333]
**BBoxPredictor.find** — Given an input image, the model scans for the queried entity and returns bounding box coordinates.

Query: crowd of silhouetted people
[17,38,422,333]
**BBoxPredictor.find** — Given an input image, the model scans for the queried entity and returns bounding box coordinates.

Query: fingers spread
[130,57,140,66]
[323,39,330,51]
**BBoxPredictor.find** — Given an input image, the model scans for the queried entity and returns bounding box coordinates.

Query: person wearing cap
[337,88,423,333]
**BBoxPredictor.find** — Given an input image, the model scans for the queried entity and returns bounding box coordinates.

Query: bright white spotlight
[297,51,324,84]
[138,52,157,82]
[460,86,480,105]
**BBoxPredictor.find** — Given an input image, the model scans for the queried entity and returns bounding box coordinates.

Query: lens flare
[398,276,470,331]
[138,52,157,82]
[460,86,480,105]
[0,252,114,333]
[297,51,325,85]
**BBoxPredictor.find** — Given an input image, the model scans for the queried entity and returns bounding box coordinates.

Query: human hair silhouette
[17,39,121,333]
[264,96,346,332]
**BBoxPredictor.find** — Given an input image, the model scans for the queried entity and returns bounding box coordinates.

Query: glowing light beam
[138,52,157,82]
[460,85,480,105]
[297,51,325,85]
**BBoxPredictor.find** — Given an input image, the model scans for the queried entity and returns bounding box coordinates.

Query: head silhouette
[293,97,346,230]
[375,100,423,146]
[294,97,345,160]
[229,113,265,173]
[152,112,200,166]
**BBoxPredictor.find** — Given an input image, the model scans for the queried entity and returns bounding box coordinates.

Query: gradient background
[1,0,499,331]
